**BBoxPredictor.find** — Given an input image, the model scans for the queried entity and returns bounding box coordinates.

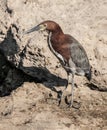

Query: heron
[25,20,91,107]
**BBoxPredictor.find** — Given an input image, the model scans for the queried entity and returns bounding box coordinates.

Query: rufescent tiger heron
[25,20,91,107]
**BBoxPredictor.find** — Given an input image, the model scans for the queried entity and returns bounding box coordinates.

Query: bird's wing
[68,35,90,72]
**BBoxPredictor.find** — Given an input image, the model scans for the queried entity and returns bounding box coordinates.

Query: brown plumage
[25,20,91,107]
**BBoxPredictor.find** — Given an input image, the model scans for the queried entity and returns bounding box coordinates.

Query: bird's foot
[57,90,70,108]
[65,95,81,109]
[72,101,81,109]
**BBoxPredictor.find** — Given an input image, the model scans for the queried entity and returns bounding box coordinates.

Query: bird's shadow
[0,64,67,97]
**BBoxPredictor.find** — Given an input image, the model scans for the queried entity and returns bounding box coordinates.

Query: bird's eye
[44,24,47,27]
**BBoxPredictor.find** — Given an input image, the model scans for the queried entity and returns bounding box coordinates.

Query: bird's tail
[85,68,92,81]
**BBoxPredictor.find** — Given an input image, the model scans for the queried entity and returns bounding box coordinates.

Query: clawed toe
[57,90,81,109]
[65,94,81,109]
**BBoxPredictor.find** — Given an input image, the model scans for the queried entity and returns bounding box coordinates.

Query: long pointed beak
[24,25,40,34]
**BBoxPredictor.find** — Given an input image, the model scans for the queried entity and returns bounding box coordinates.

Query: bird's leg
[65,73,81,109]
[57,76,67,106]
[58,73,69,106]
[68,73,74,107]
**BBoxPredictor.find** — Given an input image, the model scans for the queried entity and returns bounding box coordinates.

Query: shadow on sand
[0,65,67,97]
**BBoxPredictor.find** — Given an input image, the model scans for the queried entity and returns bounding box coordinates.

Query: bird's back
[67,35,91,80]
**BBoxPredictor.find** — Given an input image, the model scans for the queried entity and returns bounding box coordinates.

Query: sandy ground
[0,81,107,130]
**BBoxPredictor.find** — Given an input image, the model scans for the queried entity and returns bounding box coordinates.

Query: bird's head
[24,20,63,34]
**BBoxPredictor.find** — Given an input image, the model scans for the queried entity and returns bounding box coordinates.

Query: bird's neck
[52,26,64,35]
[50,27,64,43]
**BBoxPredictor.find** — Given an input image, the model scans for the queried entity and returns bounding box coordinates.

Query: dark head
[24,20,63,34]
